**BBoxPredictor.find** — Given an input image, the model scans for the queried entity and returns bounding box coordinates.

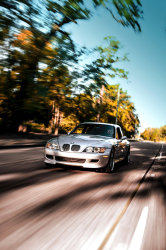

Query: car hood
[55,134,114,149]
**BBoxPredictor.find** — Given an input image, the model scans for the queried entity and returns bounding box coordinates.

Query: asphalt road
[0,141,166,250]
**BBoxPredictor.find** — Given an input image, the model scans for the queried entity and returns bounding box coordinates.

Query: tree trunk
[97,85,104,122]
[48,101,55,134]
[54,107,59,135]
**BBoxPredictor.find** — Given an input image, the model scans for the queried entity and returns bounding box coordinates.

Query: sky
[65,0,166,133]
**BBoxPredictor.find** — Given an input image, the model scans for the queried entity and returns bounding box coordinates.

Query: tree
[58,83,140,135]
[0,0,143,132]
[99,84,139,135]
[87,36,129,121]
[141,125,166,142]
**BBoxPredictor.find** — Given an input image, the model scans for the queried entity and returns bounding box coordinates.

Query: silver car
[44,122,130,173]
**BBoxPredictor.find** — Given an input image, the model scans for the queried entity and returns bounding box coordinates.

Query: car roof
[79,122,120,128]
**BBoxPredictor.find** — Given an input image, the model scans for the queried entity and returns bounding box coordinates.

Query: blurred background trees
[141,126,166,142]
[59,83,140,137]
[0,0,143,135]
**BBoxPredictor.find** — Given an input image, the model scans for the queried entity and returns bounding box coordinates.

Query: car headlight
[86,146,93,152]
[94,147,102,153]
[85,147,105,153]
[46,142,59,150]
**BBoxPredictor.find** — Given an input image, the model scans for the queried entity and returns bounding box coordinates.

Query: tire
[123,147,130,165]
[106,149,115,173]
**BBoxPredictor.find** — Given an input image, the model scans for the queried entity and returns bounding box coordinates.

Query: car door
[115,127,125,160]
[119,127,126,158]
[115,127,122,161]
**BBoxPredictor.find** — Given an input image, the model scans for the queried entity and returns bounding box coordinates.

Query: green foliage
[95,36,129,81]
[0,0,142,133]
[25,122,48,133]
[60,115,79,133]
[110,0,143,32]
[57,84,139,136]
[99,84,139,135]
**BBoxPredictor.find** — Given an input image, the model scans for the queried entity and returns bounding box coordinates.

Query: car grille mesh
[71,145,80,151]
[55,156,85,163]
[62,144,70,151]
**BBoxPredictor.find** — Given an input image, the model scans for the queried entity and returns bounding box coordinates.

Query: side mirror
[121,136,127,140]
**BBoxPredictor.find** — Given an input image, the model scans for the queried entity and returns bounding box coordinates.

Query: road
[0,141,166,250]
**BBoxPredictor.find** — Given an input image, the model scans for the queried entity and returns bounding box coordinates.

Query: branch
[49,22,75,52]
[106,7,125,25]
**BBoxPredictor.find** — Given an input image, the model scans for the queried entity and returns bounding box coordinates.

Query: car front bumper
[44,148,111,168]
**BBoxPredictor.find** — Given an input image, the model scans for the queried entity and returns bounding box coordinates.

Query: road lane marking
[128,206,149,250]
[158,152,162,160]
[112,207,149,250]
[0,173,23,181]
[98,145,162,250]
[103,225,119,250]
[98,181,142,250]
[0,158,43,166]
[0,147,43,153]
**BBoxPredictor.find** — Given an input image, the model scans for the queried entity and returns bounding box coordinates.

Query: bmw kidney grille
[71,145,80,151]
[62,144,80,151]
[62,144,70,151]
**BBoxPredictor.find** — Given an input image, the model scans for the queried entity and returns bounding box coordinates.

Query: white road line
[103,225,119,250]
[158,152,162,160]
[128,206,149,250]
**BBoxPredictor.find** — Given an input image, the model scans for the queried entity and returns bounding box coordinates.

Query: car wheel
[106,149,115,173]
[123,148,130,164]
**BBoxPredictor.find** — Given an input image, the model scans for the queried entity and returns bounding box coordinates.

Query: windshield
[71,124,115,138]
